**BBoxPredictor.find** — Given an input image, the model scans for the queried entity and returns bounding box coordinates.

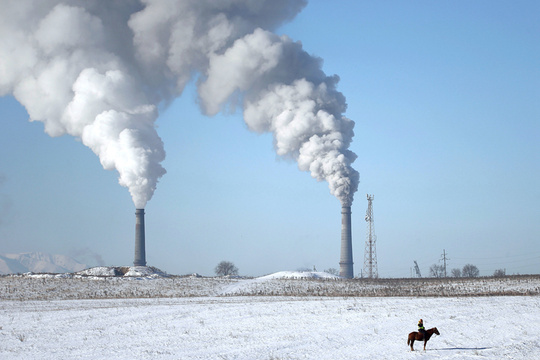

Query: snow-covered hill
[0,252,87,274]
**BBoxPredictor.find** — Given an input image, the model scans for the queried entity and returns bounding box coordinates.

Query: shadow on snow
[434,347,491,351]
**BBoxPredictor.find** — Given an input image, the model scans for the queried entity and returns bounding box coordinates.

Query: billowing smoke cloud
[69,247,106,267]
[0,0,359,207]
[0,1,165,209]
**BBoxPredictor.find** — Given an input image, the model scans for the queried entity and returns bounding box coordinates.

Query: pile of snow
[259,271,341,280]
[76,266,169,278]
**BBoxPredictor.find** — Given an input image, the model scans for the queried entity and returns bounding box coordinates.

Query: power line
[452,250,540,261]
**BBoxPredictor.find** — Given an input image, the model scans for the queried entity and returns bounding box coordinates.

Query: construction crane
[414,260,422,278]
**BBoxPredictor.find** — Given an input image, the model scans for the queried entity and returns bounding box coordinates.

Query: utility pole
[440,249,449,277]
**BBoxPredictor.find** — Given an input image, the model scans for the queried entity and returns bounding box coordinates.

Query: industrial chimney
[134,208,146,266]
[339,205,354,278]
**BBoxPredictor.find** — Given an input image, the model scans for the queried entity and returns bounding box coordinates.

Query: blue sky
[1,0,539,276]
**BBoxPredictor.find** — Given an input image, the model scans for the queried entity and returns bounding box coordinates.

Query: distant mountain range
[0,252,87,274]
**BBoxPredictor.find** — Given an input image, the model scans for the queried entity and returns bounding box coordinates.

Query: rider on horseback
[418,319,426,339]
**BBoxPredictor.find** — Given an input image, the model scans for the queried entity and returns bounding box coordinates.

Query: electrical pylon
[440,249,449,278]
[363,194,378,278]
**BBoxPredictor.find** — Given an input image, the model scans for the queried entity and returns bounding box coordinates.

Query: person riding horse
[408,324,440,351]
[418,319,426,339]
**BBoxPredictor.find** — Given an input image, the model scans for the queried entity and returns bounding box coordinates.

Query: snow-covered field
[1,296,539,359]
[1,271,539,359]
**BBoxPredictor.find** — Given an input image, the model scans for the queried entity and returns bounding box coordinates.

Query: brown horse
[407,327,440,351]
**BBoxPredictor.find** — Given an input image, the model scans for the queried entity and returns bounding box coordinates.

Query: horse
[407,327,440,351]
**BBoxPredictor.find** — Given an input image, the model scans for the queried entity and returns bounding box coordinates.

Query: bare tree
[324,268,339,275]
[462,264,480,277]
[451,268,462,277]
[493,269,506,277]
[214,261,239,276]
[429,264,445,278]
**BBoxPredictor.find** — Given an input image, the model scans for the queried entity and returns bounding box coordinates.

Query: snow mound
[259,271,341,280]
[76,266,169,278]
[77,267,119,277]
[219,271,342,295]
[124,266,169,278]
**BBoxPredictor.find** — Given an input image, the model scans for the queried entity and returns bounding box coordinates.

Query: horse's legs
[423,340,427,351]
[410,339,414,351]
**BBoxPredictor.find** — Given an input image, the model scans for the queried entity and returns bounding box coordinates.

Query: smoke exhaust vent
[339,205,353,278]
[134,208,146,266]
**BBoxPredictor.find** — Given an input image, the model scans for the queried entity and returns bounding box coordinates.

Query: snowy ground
[1,296,539,359]
[1,271,540,359]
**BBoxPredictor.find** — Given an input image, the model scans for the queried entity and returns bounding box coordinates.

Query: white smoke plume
[0,0,359,207]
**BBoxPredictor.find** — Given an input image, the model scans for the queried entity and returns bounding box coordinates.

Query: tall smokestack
[339,205,353,278]
[134,208,146,266]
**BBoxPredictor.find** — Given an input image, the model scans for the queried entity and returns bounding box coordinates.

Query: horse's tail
[407,337,410,346]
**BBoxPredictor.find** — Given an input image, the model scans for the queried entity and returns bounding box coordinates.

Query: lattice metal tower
[363,194,378,278]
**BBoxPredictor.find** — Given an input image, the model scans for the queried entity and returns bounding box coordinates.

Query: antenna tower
[363,194,378,278]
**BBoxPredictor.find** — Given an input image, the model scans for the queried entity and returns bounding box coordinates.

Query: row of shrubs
[1,274,539,301]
